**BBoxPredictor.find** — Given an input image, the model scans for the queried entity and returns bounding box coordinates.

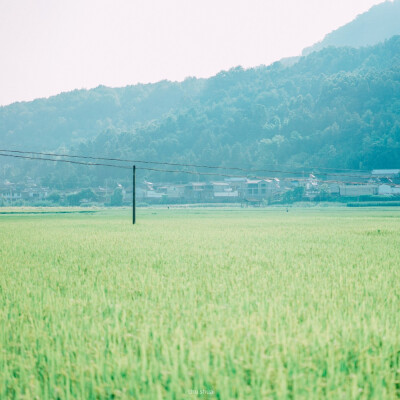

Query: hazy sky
[0,0,388,106]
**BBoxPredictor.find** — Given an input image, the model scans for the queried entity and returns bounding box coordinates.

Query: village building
[378,184,400,195]
[371,169,400,177]
[339,184,378,197]
[211,182,239,199]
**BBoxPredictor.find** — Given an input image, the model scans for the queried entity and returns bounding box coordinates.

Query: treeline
[303,0,400,55]
[1,36,400,187]
[0,79,206,150]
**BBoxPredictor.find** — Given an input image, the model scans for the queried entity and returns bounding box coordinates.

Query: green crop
[1,208,399,399]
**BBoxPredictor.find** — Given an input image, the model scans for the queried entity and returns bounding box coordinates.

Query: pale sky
[0,0,388,106]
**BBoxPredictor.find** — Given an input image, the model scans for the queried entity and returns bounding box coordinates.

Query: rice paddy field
[1,207,400,399]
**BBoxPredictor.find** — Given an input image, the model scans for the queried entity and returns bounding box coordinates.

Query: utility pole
[132,165,136,225]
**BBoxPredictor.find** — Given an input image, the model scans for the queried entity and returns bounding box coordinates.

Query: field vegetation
[1,208,399,399]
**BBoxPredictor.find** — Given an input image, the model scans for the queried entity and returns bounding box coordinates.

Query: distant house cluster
[135,178,281,204]
[0,178,48,202]
[1,169,400,205]
[132,169,400,203]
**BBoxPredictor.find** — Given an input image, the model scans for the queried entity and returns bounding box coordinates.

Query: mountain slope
[0,78,205,150]
[1,36,399,188]
[303,0,400,55]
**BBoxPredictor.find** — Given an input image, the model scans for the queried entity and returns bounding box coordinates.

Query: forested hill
[78,36,400,173]
[0,78,206,150]
[303,0,400,55]
[1,36,400,186]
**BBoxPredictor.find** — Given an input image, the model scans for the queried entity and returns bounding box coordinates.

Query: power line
[138,166,261,179]
[0,148,373,178]
[0,152,131,170]
[0,152,263,179]
[0,148,251,171]
[0,151,396,188]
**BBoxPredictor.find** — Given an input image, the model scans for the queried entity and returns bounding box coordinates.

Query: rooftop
[371,169,400,175]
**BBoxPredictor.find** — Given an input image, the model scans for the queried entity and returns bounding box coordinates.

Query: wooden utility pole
[132,165,136,225]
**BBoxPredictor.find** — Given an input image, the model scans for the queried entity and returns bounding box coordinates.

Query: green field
[1,208,400,399]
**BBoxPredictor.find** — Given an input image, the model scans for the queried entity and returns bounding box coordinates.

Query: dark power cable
[0,152,261,178]
[0,148,373,178]
[0,151,396,187]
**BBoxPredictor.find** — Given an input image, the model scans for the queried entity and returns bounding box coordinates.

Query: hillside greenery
[303,0,400,55]
[1,36,400,187]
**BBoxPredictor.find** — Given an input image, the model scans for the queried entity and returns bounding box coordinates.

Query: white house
[340,185,377,196]
[378,184,400,195]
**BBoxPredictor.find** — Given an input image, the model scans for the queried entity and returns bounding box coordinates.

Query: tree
[47,192,61,204]
[66,189,98,206]
[110,188,123,206]
[283,186,305,204]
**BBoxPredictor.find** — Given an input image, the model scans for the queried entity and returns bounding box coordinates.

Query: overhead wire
[0,152,131,170]
[0,151,397,188]
[0,148,376,179]
[0,152,263,178]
